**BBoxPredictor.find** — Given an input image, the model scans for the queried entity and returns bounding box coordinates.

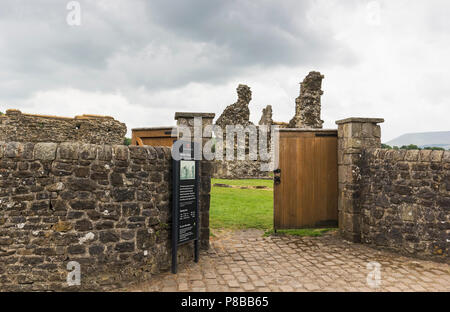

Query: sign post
[171,140,200,274]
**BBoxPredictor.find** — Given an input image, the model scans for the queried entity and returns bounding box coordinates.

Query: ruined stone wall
[213,85,271,179]
[258,105,273,126]
[212,159,270,179]
[0,142,195,291]
[216,84,252,128]
[359,149,449,259]
[0,109,126,145]
[288,71,324,129]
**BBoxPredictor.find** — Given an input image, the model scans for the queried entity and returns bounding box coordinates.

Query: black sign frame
[171,140,200,274]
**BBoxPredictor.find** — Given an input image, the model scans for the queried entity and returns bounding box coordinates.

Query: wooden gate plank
[274,130,338,230]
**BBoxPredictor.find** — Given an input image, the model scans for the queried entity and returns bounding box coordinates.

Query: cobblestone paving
[129,229,450,292]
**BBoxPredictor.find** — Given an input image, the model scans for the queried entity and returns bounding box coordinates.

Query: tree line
[381,144,448,151]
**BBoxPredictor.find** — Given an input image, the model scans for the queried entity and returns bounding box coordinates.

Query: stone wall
[0,141,195,291]
[0,109,126,145]
[337,117,449,259]
[336,118,384,243]
[360,148,449,258]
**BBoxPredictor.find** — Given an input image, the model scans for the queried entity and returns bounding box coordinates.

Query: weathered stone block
[122,203,140,216]
[113,145,129,161]
[405,150,420,161]
[52,221,73,232]
[5,142,22,158]
[89,245,104,255]
[99,231,119,243]
[67,211,84,219]
[115,242,135,253]
[75,219,93,231]
[129,146,148,160]
[22,142,35,159]
[430,150,444,162]
[74,166,90,177]
[47,182,65,192]
[443,151,450,163]
[361,123,373,138]
[393,150,406,161]
[97,145,112,161]
[95,221,114,230]
[58,142,80,160]
[67,177,97,192]
[70,200,96,210]
[34,143,57,160]
[110,172,123,186]
[79,144,97,160]
[68,245,85,255]
[419,150,432,162]
[112,188,135,202]
[373,125,381,138]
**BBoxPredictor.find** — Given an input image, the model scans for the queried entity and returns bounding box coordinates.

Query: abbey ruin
[0,70,447,292]
[212,71,325,179]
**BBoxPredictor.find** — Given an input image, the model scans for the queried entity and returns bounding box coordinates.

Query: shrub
[423,146,445,151]
[400,144,420,150]
[123,137,132,146]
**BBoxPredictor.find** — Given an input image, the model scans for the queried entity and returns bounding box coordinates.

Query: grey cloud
[145,0,350,66]
[0,0,354,103]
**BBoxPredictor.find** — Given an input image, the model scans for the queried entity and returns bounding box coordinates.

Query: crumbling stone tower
[213,84,270,179]
[288,71,324,128]
[216,84,253,127]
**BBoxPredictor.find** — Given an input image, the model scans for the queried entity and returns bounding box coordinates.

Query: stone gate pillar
[174,112,215,250]
[335,117,384,243]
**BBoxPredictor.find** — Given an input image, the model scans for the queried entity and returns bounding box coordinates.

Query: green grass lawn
[210,186,273,229]
[212,178,273,188]
[210,178,337,236]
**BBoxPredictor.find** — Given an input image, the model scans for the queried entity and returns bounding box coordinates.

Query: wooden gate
[273,129,338,230]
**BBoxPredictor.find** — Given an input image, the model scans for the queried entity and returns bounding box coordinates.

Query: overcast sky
[0,0,449,141]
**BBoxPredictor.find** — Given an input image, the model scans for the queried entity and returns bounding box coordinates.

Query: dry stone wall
[0,109,126,145]
[337,117,449,260]
[0,142,194,291]
[360,148,449,258]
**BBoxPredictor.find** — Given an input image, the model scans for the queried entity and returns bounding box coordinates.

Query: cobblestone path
[127,229,450,292]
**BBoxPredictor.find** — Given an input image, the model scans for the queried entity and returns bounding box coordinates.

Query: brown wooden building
[131,127,177,147]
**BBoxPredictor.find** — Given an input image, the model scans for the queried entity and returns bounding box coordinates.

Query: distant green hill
[386,131,450,150]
